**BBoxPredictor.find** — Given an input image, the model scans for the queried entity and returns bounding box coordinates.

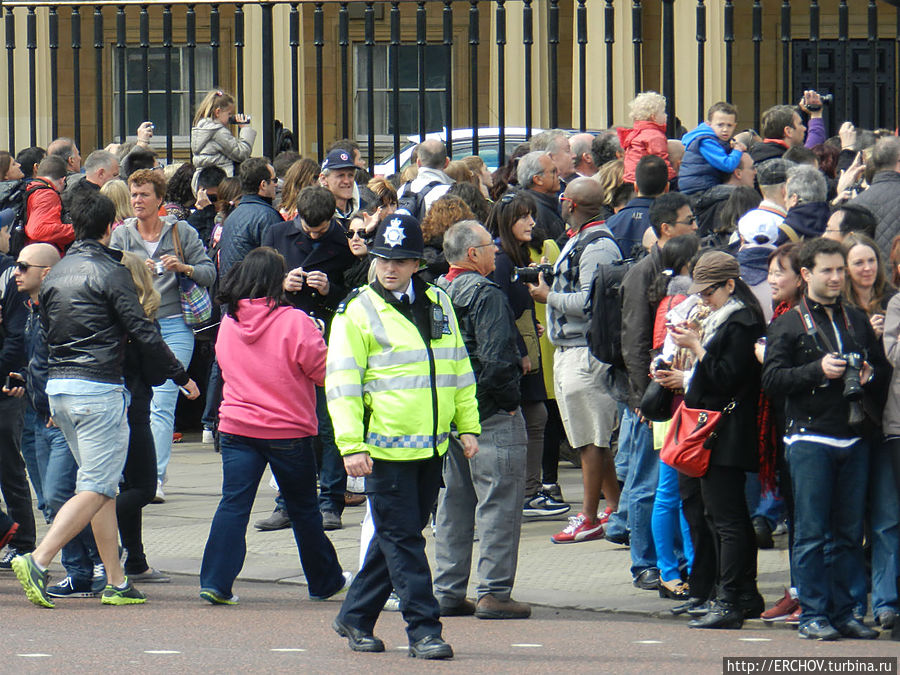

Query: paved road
[2,437,898,673]
[2,576,898,674]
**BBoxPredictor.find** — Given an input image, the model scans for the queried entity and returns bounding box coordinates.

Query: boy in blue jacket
[679,102,747,196]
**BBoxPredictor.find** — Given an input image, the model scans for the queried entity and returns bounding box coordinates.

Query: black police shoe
[408,635,453,660]
[332,618,385,652]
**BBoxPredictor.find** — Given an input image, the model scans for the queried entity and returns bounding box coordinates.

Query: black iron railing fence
[2,1,899,174]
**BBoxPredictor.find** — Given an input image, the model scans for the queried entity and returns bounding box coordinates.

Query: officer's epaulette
[336,287,363,314]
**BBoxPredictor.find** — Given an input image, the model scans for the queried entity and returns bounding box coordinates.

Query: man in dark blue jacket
[217,158,282,277]
[0,210,33,569]
[262,185,356,328]
[605,155,669,258]
[261,185,356,532]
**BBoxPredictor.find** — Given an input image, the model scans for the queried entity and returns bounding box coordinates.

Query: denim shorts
[49,388,131,499]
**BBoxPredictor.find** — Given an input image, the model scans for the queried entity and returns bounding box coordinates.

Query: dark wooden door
[792,38,896,135]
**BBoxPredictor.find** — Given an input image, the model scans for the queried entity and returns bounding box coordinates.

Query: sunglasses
[15,261,50,273]
[345,228,367,240]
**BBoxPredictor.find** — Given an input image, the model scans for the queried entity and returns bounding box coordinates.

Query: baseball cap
[737,208,782,248]
[0,208,15,231]
[321,149,356,172]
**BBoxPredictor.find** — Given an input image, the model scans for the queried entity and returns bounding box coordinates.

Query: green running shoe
[100,578,146,605]
[199,588,239,605]
[11,553,54,608]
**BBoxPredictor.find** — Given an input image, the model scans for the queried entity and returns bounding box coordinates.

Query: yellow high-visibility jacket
[326,283,481,461]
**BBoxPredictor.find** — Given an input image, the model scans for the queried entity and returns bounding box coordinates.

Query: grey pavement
[32,434,792,620]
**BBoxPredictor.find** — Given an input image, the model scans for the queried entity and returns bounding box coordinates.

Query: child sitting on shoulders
[619,91,676,185]
[678,101,748,195]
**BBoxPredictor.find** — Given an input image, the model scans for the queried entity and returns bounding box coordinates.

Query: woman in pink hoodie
[199,246,348,605]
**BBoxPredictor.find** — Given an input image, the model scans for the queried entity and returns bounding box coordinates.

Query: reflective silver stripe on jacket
[365,431,451,449]
[355,291,392,350]
[363,373,473,394]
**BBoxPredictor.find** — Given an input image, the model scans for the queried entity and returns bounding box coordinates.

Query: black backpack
[577,230,637,370]
[0,178,49,257]
[397,180,442,221]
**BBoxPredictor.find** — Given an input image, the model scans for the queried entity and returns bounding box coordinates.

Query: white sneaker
[152,481,166,504]
[202,429,215,444]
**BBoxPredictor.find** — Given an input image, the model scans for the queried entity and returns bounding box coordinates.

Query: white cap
[737,208,783,248]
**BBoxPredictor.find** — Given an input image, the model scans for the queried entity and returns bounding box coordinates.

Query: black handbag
[639,380,674,422]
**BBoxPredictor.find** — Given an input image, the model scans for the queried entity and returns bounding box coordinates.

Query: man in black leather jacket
[434,219,531,620]
[762,237,887,641]
[10,191,199,609]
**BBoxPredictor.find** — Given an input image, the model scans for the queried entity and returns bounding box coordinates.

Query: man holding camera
[762,237,887,641]
[528,178,622,544]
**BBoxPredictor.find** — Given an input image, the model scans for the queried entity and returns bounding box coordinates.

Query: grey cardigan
[882,293,900,436]
[109,217,216,320]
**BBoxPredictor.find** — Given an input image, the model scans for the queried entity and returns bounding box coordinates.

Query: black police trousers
[337,453,443,642]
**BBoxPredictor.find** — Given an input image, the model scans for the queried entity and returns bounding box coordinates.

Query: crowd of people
[0,84,898,657]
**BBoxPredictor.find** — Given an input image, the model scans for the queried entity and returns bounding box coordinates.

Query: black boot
[688,600,744,629]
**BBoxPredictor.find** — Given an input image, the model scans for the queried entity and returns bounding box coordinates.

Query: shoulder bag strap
[170,220,184,261]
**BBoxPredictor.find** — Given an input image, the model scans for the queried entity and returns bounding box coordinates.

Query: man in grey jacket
[434,220,530,620]
[850,136,900,257]
[527,177,622,544]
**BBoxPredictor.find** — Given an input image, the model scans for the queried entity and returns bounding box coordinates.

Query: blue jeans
[40,422,99,584]
[651,459,693,582]
[744,472,784,528]
[613,402,631,482]
[787,438,869,628]
[200,433,344,599]
[201,358,222,430]
[151,316,194,483]
[21,406,45,513]
[850,438,899,617]
[315,386,346,516]
[606,407,657,576]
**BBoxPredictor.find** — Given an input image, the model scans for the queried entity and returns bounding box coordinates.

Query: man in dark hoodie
[605,155,669,258]
[262,184,356,532]
[434,219,530,621]
[778,165,829,245]
[692,152,757,238]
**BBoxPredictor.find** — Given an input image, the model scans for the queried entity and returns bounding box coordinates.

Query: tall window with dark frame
[113,45,215,141]
[354,44,448,138]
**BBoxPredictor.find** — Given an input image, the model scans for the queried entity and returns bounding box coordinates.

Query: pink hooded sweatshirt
[216,298,326,439]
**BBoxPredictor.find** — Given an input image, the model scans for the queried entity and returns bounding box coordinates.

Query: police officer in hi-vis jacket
[326,212,481,660]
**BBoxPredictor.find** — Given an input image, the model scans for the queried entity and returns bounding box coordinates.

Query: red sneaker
[172,432,183,443]
[0,520,18,550]
[761,588,800,622]
[550,513,604,544]
[598,506,613,525]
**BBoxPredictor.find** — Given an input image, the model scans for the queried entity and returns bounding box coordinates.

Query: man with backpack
[527,177,622,544]
[397,139,453,220]
[24,156,74,256]
[607,191,697,590]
